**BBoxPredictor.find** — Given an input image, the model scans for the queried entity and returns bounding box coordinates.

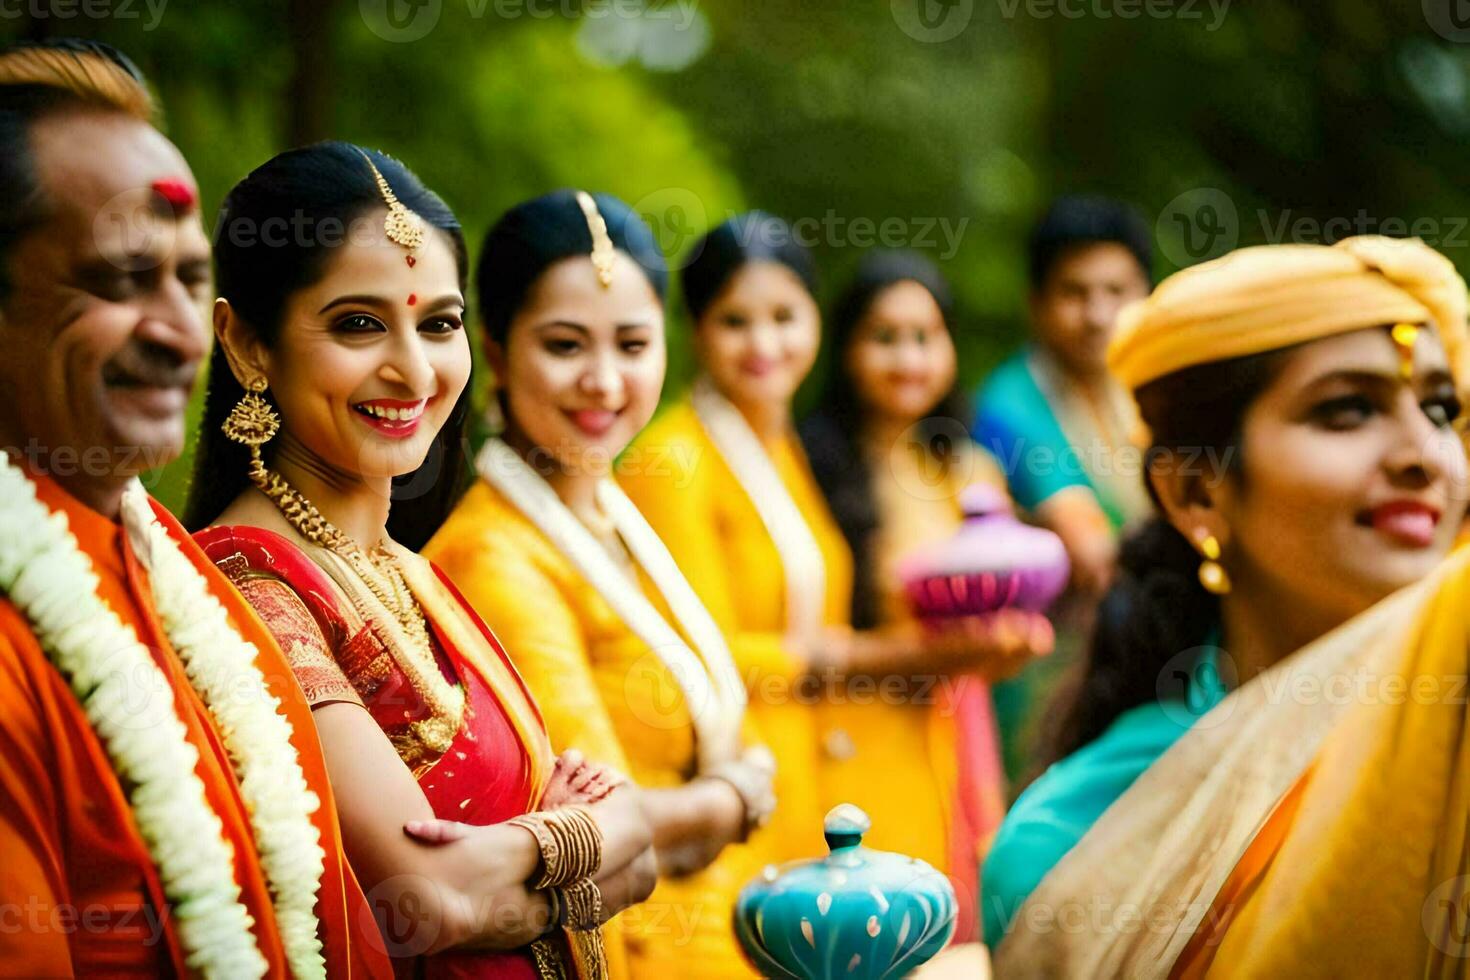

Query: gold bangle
[511,808,604,889]
[543,809,597,887]
[539,885,566,937]
[559,806,604,878]
[507,814,562,888]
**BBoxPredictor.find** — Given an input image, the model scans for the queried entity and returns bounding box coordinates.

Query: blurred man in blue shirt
[973,195,1153,593]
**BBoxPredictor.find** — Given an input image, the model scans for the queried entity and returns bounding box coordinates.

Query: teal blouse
[981,648,1229,945]
[971,347,1131,530]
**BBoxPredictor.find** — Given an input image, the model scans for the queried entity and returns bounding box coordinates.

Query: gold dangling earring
[1197,533,1232,595]
[222,377,281,484]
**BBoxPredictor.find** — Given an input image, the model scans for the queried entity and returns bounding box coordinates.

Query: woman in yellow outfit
[621,216,1053,903]
[797,250,1051,944]
[622,384,850,864]
[425,191,776,979]
[991,236,1470,977]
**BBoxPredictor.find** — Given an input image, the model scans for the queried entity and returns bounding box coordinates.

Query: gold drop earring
[1196,532,1231,595]
[221,376,281,483]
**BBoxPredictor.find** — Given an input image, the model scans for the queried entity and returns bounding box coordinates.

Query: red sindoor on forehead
[407,294,418,307]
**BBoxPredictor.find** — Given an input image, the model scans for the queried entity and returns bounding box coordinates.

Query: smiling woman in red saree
[185,142,656,979]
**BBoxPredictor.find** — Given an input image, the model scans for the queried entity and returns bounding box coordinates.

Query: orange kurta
[0,471,390,979]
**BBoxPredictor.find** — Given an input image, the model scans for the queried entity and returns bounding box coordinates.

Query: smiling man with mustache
[0,39,391,977]
[0,67,210,496]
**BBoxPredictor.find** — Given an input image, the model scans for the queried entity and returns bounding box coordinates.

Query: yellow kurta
[818,439,1011,888]
[626,403,1013,903]
[621,399,852,863]
[425,477,767,980]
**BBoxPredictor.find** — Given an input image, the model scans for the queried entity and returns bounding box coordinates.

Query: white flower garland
[122,485,327,980]
[0,460,266,978]
[0,453,326,979]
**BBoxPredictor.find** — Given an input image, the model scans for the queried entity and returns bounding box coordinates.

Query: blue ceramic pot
[734,804,957,978]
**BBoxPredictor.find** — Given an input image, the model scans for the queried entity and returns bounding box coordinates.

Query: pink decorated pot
[896,484,1070,622]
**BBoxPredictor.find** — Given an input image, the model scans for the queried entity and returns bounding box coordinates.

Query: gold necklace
[248,459,467,765]
[247,458,433,656]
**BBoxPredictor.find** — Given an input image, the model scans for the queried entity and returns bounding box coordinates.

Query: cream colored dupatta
[690,374,828,645]
[995,544,1470,978]
[475,437,748,772]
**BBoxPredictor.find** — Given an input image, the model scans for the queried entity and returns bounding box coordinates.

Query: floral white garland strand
[0,454,329,979]
[122,484,327,980]
[0,459,268,979]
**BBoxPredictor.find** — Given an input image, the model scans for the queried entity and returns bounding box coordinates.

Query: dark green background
[5,0,1466,509]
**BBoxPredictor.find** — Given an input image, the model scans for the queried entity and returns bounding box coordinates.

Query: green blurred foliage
[5,0,1469,511]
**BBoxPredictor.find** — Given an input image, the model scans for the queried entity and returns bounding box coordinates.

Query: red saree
[197,525,559,980]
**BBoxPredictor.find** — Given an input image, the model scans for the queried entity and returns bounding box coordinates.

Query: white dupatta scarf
[690,375,827,643]
[475,437,746,771]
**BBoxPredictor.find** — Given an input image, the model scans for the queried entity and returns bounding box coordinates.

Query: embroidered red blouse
[197,525,549,980]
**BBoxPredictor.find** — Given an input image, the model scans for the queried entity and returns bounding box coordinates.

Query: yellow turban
[1108,236,1470,393]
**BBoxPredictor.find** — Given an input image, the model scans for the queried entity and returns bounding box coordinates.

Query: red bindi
[407,293,418,307]
[405,255,417,268]
[150,177,197,213]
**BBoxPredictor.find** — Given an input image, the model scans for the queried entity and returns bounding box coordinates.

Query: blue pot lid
[733,805,957,980]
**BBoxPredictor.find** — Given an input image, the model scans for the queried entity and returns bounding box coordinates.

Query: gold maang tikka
[1390,323,1421,382]
[575,190,615,288]
[361,151,426,260]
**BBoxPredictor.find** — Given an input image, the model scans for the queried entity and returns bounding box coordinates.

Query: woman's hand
[815,610,1054,682]
[590,836,658,923]
[921,608,1055,680]
[583,782,658,919]
[540,749,627,808]
[648,777,746,878]
[404,779,658,924]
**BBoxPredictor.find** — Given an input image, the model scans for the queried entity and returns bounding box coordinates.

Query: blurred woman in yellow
[798,250,1052,943]
[424,191,775,979]
[621,216,1052,891]
[623,213,844,862]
